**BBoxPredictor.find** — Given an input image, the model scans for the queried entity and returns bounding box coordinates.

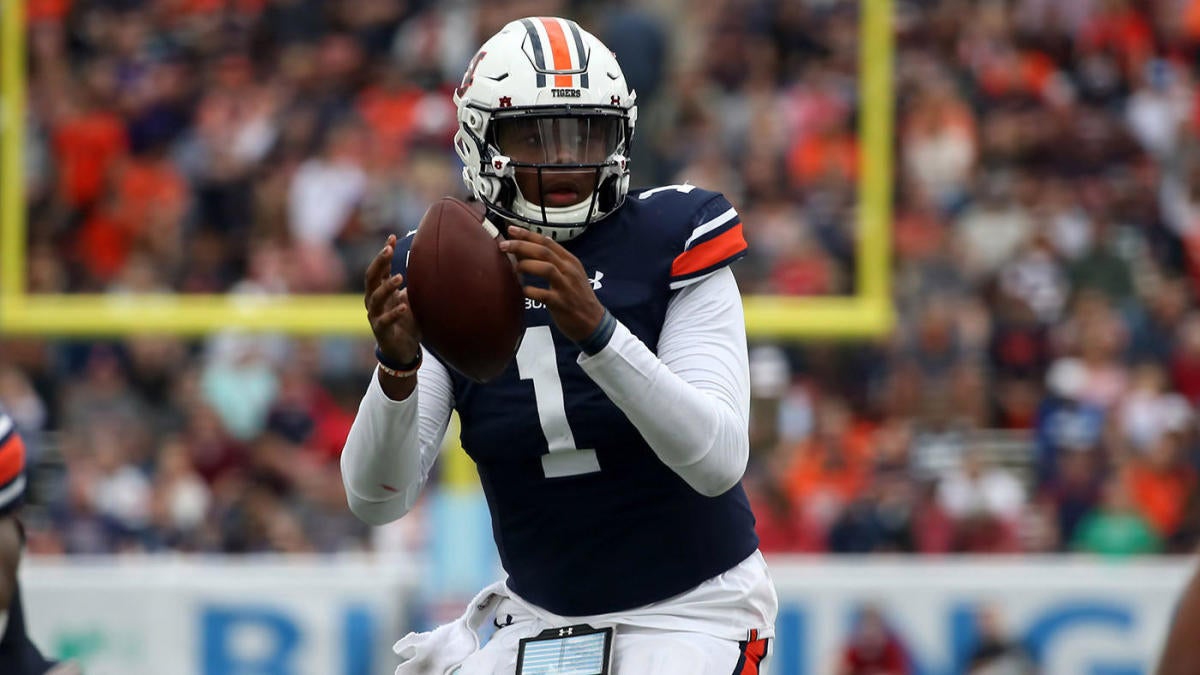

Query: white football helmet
[452,17,638,240]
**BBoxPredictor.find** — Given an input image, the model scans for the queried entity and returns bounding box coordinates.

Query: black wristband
[376,345,422,372]
[577,310,617,356]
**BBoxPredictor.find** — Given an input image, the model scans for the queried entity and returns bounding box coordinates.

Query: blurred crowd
[834,603,1036,675]
[2,0,1200,557]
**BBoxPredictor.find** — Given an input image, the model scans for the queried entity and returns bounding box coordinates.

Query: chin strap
[526,221,589,241]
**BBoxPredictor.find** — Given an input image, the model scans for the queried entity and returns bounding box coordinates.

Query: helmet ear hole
[597,175,618,212]
[495,178,516,210]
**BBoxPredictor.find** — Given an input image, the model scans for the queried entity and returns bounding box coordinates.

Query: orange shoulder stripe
[670,223,746,278]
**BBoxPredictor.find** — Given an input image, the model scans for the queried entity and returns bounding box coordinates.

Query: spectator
[745,472,823,554]
[1073,476,1162,556]
[1123,425,1197,540]
[88,425,153,547]
[1068,218,1136,305]
[784,397,872,534]
[966,605,1037,675]
[0,367,49,444]
[838,605,910,675]
[1064,294,1131,411]
[1039,449,1104,549]
[147,437,211,551]
[936,449,1026,553]
[902,73,977,212]
[1117,362,1192,454]
[997,234,1070,326]
[286,120,368,292]
[49,67,129,214]
[1171,313,1200,404]
[1130,278,1190,364]
[1125,60,1191,161]
[1034,358,1106,486]
[828,496,888,554]
[954,173,1033,285]
[200,334,281,442]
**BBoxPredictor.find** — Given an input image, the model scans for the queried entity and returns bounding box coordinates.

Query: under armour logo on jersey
[588,271,604,291]
[558,627,574,637]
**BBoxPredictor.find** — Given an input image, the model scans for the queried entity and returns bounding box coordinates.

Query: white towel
[393,582,508,675]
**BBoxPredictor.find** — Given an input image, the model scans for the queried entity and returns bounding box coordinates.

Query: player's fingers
[506,224,555,245]
[371,298,409,337]
[368,274,404,317]
[504,224,536,241]
[363,235,397,301]
[506,223,576,260]
[514,259,561,281]
[499,238,558,263]
[393,285,422,336]
[377,302,408,327]
[504,225,570,262]
[522,285,555,304]
[379,296,422,341]
[507,226,586,276]
[367,234,397,280]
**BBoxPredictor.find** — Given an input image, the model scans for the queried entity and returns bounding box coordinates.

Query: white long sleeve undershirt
[340,267,751,525]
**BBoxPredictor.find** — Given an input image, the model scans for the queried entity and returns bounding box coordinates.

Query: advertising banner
[767,556,1194,675]
[19,555,1197,675]
[22,557,417,675]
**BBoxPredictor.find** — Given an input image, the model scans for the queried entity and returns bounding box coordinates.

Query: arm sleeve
[339,355,455,525]
[577,266,750,496]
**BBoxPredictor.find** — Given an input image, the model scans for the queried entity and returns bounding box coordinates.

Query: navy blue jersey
[394,185,757,616]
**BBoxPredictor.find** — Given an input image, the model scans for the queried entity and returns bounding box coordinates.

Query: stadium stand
[2,0,1199,560]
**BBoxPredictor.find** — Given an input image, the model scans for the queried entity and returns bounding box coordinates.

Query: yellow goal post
[0,0,892,339]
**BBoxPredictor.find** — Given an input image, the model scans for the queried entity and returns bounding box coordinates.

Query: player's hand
[500,225,605,343]
[364,234,421,364]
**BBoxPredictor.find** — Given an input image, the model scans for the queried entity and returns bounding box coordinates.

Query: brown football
[406,197,524,383]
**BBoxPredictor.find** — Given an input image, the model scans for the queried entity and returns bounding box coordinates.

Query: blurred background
[2,0,1200,673]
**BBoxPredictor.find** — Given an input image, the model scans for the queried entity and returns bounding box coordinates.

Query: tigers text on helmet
[452,17,638,241]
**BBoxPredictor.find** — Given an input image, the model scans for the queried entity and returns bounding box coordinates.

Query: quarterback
[342,17,777,674]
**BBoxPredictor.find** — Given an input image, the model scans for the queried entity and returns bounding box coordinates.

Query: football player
[0,409,77,674]
[343,17,777,674]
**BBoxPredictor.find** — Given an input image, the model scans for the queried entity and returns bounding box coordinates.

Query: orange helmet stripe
[539,17,575,87]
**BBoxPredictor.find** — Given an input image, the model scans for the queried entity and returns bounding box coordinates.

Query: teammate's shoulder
[0,407,27,517]
[0,407,24,460]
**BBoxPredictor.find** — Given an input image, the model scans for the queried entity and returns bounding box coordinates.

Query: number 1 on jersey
[516,326,601,478]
